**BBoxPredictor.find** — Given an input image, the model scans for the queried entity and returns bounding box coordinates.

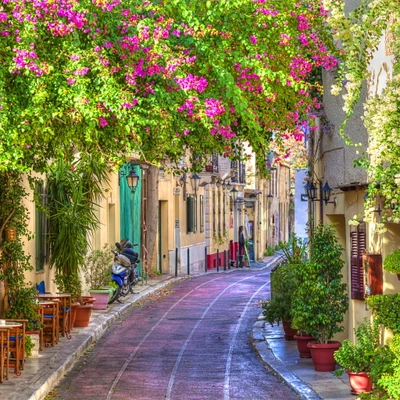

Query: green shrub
[366,294,400,334]
[291,224,348,343]
[25,335,35,358]
[383,249,400,274]
[263,247,275,257]
[262,262,299,325]
[334,319,380,375]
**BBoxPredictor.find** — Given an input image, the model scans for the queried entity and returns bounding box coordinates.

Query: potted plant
[6,286,43,358]
[263,235,307,341]
[46,158,108,327]
[83,245,114,310]
[383,249,400,280]
[292,224,349,371]
[334,319,379,394]
[263,262,298,340]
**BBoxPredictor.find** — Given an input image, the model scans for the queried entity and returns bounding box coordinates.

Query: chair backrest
[36,281,46,294]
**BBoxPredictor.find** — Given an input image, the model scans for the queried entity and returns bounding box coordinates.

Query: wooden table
[37,294,72,339]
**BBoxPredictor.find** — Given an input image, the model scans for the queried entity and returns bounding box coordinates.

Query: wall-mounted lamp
[120,161,140,193]
[226,181,232,191]
[176,173,187,187]
[216,179,222,189]
[267,194,273,206]
[231,187,239,203]
[304,181,336,206]
[190,173,201,195]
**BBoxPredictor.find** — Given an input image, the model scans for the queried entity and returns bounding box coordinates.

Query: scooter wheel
[108,285,121,304]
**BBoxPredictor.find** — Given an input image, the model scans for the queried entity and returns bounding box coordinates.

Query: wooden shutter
[187,196,195,233]
[350,224,366,300]
[363,254,383,295]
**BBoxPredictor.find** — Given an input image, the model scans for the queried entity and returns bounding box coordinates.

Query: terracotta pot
[347,371,373,395]
[74,304,93,328]
[294,334,315,358]
[82,296,96,304]
[70,303,80,328]
[282,321,297,341]
[308,341,341,371]
[89,290,109,310]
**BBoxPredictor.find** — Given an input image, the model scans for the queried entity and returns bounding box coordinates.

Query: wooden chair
[0,329,9,382]
[40,301,59,348]
[6,319,27,376]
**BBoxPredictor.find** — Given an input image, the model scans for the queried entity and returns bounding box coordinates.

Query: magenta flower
[250,35,258,45]
[67,78,76,85]
[98,117,108,128]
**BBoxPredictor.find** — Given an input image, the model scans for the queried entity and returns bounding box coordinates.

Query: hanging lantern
[4,226,17,242]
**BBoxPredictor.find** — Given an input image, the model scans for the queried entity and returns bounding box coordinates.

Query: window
[187,195,197,233]
[35,184,48,271]
[350,222,366,300]
[200,195,204,232]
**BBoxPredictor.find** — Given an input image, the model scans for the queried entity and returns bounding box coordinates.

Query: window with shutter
[187,196,195,233]
[350,223,366,300]
[35,183,49,271]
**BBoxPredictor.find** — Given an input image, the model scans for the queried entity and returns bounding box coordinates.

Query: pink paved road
[54,270,298,400]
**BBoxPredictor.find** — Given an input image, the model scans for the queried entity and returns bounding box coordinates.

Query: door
[158,200,169,273]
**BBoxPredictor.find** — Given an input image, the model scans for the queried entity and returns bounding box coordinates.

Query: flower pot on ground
[334,319,380,394]
[88,290,109,310]
[347,371,373,395]
[81,296,96,305]
[282,321,297,341]
[70,303,80,327]
[262,238,304,341]
[291,224,349,372]
[74,303,93,328]
[294,333,315,358]
[308,341,341,371]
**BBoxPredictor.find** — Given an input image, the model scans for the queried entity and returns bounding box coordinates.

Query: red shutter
[363,254,383,295]
[350,225,366,300]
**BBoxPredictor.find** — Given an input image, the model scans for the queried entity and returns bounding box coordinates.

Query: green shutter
[187,196,195,233]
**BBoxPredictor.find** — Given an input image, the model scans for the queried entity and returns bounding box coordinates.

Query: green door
[120,163,142,278]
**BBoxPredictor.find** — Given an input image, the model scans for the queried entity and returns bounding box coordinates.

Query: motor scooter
[108,239,140,304]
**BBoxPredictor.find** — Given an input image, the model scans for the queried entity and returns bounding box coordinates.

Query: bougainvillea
[323,0,400,228]
[0,0,338,174]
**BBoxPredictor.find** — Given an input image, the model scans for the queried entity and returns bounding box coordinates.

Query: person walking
[238,226,245,267]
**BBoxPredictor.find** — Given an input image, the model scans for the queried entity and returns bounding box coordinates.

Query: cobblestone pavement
[53,267,297,400]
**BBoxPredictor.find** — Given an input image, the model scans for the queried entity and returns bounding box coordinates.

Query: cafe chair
[0,328,9,382]
[41,301,59,347]
[6,319,27,376]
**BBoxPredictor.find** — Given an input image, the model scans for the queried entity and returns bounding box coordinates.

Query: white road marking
[165,275,254,400]
[224,281,270,400]
[106,275,226,399]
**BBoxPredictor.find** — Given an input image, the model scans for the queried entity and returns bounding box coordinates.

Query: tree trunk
[146,166,159,272]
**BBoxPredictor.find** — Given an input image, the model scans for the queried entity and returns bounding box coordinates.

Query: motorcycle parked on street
[108,239,140,304]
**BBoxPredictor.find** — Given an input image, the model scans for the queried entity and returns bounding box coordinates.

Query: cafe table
[37,294,72,339]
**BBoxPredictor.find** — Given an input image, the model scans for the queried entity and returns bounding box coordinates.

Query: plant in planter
[383,249,400,280]
[263,261,299,340]
[334,319,380,394]
[83,245,114,310]
[291,224,349,371]
[366,294,400,335]
[263,235,307,341]
[46,158,108,327]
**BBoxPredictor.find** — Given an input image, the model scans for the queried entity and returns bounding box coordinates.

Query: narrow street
[53,269,298,400]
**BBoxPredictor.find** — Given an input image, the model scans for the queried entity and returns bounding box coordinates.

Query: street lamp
[190,173,201,195]
[126,168,140,193]
[231,187,239,203]
[304,180,336,206]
